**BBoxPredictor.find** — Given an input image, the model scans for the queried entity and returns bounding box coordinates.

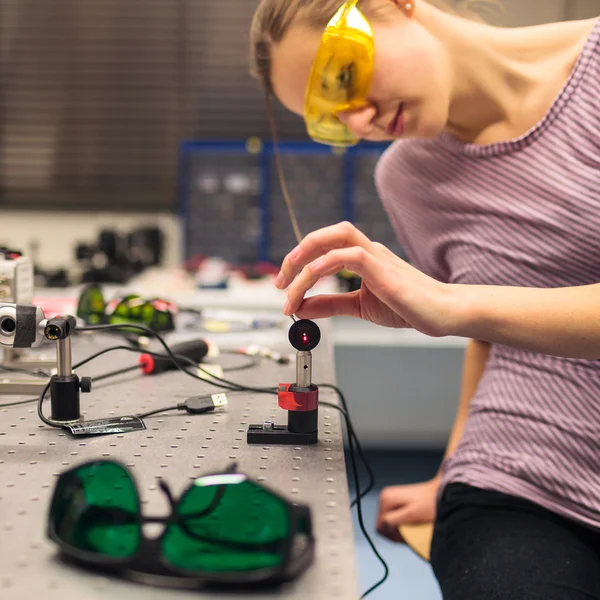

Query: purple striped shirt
[375,19,600,528]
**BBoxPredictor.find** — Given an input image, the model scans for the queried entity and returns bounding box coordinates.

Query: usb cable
[136,393,227,419]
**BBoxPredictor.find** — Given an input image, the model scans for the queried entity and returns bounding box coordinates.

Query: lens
[45,324,60,340]
[0,317,16,335]
[289,320,321,351]
[50,462,141,558]
[76,286,106,325]
[162,476,290,574]
[298,327,310,345]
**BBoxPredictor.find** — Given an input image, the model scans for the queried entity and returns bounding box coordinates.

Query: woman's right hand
[275,222,462,337]
[376,477,440,543]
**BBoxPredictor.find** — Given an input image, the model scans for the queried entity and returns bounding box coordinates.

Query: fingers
[276,222,374,290]
[376,505,423,543]
[376,486,412,542]
[294,292,361,320]
[284,246,386,316]
[379,506,415,529]
[378,486,406,513]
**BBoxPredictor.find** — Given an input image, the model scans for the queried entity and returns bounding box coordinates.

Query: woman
[251,0,600,598]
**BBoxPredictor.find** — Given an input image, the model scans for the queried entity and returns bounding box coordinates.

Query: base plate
[247,424,318,445]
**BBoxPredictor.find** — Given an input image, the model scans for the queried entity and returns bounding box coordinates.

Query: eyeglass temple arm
[293,504,313,537]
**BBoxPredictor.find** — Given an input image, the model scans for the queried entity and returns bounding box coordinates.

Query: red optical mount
[247,319,320,445]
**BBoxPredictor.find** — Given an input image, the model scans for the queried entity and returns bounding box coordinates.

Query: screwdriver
[138,339,210,374]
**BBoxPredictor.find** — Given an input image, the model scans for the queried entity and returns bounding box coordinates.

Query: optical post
[248,319,321,445]
[0,303,91,423]
[45,315,92,424]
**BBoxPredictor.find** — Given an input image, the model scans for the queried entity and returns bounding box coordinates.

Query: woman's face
[271,1,453,142]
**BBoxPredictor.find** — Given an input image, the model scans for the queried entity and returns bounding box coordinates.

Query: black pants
[430,483,600,600]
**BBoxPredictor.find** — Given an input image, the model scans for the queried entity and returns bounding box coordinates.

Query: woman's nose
[337,105,377,139]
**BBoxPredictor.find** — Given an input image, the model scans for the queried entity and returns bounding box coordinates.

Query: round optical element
[289,320,321,352]
[0,316,16,335]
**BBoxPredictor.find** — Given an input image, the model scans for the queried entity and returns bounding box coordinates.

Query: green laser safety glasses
[77,284,175,333]
[47,460,314,587]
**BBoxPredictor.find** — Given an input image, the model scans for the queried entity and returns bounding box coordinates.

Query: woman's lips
[386,103,405,137]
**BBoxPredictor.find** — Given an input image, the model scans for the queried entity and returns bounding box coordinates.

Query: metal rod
[57,337,72,376]
[296,351,312,388]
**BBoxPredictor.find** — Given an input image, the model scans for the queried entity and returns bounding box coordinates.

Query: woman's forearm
[454,283,600,359]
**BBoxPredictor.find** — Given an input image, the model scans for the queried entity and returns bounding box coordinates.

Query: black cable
[319,400,389,598]
[75,326,278,395]
[88,354,259,386]
[0,396,39,409]
[220,352,261,373]
[319,383,376,506]
[73,344,243,392]
[93,365,141,382]
[136,406,180,419]
[37,381,57,428]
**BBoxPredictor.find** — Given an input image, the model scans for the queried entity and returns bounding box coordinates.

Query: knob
[80,377,92,393]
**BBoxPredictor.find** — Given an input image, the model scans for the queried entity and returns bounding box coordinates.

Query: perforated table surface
[0,325,359,599]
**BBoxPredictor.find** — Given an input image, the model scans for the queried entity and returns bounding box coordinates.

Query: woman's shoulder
[374,138,452,196]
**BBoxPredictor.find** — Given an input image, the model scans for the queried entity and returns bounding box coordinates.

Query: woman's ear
[391,0,416,17]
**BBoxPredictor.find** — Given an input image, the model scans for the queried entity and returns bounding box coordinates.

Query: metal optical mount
[247,319,321,445]
[0,304,91,423]
[45,315,92,424]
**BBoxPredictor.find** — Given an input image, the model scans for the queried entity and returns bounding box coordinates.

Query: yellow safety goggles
[303,0,374,147]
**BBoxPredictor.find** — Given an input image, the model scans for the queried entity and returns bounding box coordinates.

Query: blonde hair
[250,0,504,93]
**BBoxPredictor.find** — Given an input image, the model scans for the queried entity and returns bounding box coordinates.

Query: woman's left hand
[274,222,465,337]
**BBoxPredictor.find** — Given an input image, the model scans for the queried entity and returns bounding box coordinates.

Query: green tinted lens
[77,286,105,324]
[50,462,141,558]
[162,476,290,573]
[152,310,174,332]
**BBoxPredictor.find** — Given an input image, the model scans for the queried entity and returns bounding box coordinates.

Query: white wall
[0,211,182,269]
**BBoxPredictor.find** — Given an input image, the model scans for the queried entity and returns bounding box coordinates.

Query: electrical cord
[93,365,141,382]
[221,353,261,373]
[75,324,278,395]
[90,353,259,385]
[319,399,389,598]
[319,383,376,506]
[73,343,267,394]
[37,323,277,426]
[0,396,40,409]
[37,381,54,427]
[136,393,228,419]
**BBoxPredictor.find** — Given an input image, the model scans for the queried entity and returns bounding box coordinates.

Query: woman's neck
[418,4,597,144]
